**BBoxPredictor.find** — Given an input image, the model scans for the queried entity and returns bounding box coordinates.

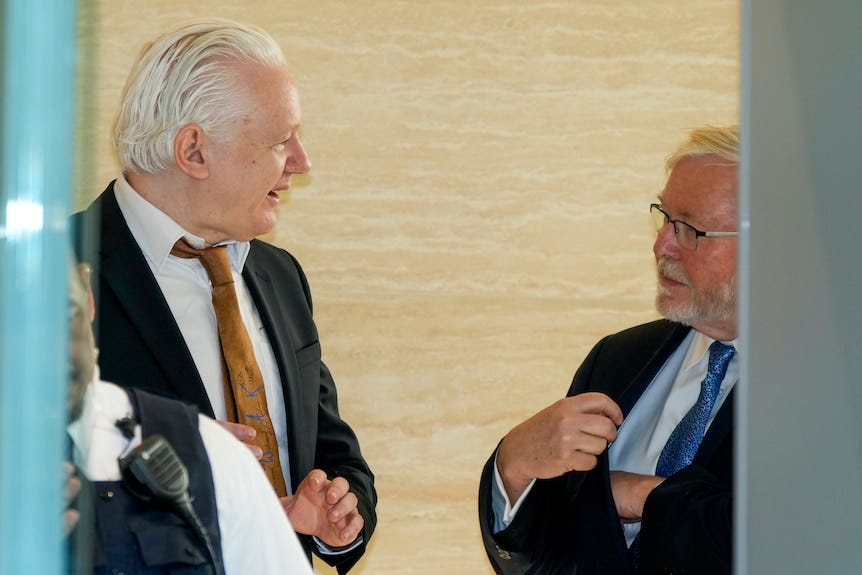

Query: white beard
[655,257,736,326]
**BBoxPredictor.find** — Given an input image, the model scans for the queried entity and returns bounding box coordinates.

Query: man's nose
[286,136,311,174]
[653,221,680,258]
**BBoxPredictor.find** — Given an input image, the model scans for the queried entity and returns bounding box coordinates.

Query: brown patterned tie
[171,239,287,496]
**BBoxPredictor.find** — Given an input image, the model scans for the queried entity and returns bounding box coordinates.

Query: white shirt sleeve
[197,415,314,575]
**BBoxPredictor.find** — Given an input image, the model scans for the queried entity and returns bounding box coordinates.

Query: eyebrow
[655,200,702,228]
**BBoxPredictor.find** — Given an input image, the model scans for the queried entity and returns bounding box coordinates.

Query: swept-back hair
[665,124,739,173]
[114,18,286,174]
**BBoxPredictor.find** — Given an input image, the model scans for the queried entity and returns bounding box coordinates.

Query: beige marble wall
[76,2,739,573]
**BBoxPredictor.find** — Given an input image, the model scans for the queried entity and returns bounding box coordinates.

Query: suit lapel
[93,186,212,413]
[616,322,692,417]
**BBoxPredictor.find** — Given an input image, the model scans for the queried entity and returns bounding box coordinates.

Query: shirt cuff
[491,450,536,533]
[313,535,363,556]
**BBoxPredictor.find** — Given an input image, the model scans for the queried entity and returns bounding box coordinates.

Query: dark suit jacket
[478,320,734,575]
[72,182,377,574]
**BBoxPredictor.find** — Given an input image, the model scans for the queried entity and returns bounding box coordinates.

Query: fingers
[63,462,81,505]
[64,474,82,505]
[313,474,358,524]
[500,392,624,485]
[567,392,624,427]
[323,479,362,544]
[541,394,621,449]
[577,412,620,447]
[63,509,80,536]
[552,393,621,450]
[216,420,256,441]
[63,462,82,536]
[335,509,363,544]
[324,476,350,505]
[567,450,599,472]
[573,422,614,456]
[215,420,263,459]
[292,470,362,545]
[303,468,329,493]
[556,396,622,465]
[326,488,357,522]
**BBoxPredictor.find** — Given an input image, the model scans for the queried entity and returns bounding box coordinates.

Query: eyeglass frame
[649,203,738,250]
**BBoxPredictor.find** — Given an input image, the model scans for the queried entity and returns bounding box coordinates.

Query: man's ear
[174,124,209,179]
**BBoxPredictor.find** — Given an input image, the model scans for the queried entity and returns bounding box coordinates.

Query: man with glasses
[478,125,739,575]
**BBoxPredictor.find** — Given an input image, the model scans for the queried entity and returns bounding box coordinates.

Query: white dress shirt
[492,329,739,543]
[113,175,361,555]
[67,375,314,575]
[114,175,291,488]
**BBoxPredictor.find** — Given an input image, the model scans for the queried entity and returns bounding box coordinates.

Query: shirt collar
[67,371,139,478]
[114,174,251,273]
[685,330,739,372]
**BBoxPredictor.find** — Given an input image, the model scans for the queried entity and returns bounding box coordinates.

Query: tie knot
[708,341,735,374]
[703,341,735,398]
[170,239,234,287]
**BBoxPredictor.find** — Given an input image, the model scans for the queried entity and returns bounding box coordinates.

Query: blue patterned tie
[629,340,735,569]
[656,341,735,477]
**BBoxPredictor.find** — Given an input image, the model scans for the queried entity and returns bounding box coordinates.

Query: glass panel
[0,1,80,573]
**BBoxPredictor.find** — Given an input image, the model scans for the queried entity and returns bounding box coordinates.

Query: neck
[125,171,225,246]
[693,319,737,343]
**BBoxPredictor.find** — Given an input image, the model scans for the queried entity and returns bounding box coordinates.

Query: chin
[656,297,697,326]
[251,213,278,237]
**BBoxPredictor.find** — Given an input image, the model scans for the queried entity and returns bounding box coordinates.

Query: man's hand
[63,461,81,536]
[497,392,623,502]
[280,469,363,548]
[609,470,665,523]
[216,420,263,459]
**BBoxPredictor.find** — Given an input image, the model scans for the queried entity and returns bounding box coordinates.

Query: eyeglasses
[650,203,738,251]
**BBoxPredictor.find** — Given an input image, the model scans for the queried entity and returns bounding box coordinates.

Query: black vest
[72,388,224,574]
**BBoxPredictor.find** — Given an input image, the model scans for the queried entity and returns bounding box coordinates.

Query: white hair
[114,18,287,174]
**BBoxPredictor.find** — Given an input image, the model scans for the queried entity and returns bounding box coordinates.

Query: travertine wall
[76,2,738,573]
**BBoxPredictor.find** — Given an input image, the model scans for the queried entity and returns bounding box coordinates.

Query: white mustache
[657,257,689,285]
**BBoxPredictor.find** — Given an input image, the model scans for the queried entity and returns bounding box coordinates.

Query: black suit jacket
[478,320,734,575]
[72,182,377,574]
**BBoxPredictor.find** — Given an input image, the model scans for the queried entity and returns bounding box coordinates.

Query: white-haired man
[73,19,376,573]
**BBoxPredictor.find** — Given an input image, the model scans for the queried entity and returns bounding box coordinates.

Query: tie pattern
[172,239,287,496]
[656,341,735,477]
